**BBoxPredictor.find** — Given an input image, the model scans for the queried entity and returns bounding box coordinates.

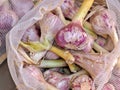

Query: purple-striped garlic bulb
[90,8,118,46]
[55,22,93,52]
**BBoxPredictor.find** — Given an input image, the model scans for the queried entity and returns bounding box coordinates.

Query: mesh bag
[6,0,64,90]
[0,0,17,64]
[5,0,120,90]
[0,0,34,64]
[92,0,120,90]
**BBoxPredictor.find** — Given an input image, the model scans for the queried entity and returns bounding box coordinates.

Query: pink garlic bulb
[55,22,93,52]
[0,9,18,30]
[61,0,78,19]
[90,8,118,46]
[72,74,93,90]
[22,25,40,42]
